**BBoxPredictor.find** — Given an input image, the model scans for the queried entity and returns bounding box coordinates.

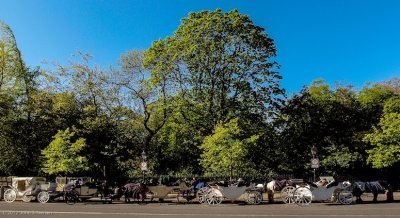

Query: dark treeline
[0,10,399,184]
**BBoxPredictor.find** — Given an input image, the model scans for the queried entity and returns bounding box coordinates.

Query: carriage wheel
[22,193,34,203]
[196,187,209,204]
[281,186,296,204]
[246,190,263,205]
[37,191,50,204]
[338,190,353,205]
[206,189,223,206]
[3,189,17,203]
[293,187,312,206]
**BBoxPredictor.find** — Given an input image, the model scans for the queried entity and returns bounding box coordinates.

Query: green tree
[54,53,121,177]
[0,21,44,175]
[0,20,25,93]
[41,128,89,175]
[364,97,400,168]
[99,50,173,176]
[144,9,284,134]
[199,118,258,177]
[276,81,367,176]
[142,9,283,175]
[151,106,204,174]
[117,50,171,151]
[358,79,398,125]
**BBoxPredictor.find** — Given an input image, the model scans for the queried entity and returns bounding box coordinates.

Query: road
[1,200,400,218]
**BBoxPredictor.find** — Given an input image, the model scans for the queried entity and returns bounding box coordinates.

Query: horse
[352,181,391,203]
[173,178,198,203]
[110,185,124,201]
[96,182,124,202]
[123,183,148,203]
[266,179,293,203]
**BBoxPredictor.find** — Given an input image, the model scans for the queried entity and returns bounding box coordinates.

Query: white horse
[266,179,294,203]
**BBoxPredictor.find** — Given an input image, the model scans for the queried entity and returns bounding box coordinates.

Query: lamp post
[140,151,148,183]
[311,145,317,157]
[310,145,319,182]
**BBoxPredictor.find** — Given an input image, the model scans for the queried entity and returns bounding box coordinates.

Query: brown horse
[123,183,148,203]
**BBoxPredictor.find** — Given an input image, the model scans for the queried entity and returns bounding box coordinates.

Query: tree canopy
[144,9,284,132]
[0,11,399,183]
[200,118,258,176]
[364,97,400,168]
[41,128,89,175]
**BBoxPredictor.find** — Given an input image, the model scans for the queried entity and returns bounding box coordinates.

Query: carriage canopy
[11,177,46,192]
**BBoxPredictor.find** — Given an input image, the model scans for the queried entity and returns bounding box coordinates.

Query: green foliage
[144,9,284,132]
[358,82,396,107]
[199,118,258,176]
[2,16,400,182]
[151,108,204,174]
[0,21,52,175]
[364,98,400,168]
[383,97,400,114]
[142,9,284,175]
[321,147,362,173]
[309,79,334,101]
[119,50,171,134]
[41,128,89,175]
[0,20,25,93]
[357,80,398,125]
[277,81,368,176]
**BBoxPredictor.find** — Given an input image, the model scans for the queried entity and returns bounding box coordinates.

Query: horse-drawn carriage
[2,176,109,204]
[145,184,183,202]
[199,180,263,206]
[121,177,200,203]
[3,177,48,203]
[144,178,199,203]
[292,179,353,206]
[34,177,85,204]
[60,177,119,204]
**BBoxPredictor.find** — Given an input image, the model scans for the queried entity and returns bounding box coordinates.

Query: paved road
[1,201,400,218]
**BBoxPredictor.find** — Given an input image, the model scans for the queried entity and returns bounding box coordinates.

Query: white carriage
[199,182,263,206]
[3,177,48,203]
[292,180,353,206]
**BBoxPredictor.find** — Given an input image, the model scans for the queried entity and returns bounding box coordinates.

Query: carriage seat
[195,182,206,190]
[319,176,334,181]
[315,179,329,187]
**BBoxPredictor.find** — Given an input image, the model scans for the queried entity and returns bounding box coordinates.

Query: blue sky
[1,0,399,94]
